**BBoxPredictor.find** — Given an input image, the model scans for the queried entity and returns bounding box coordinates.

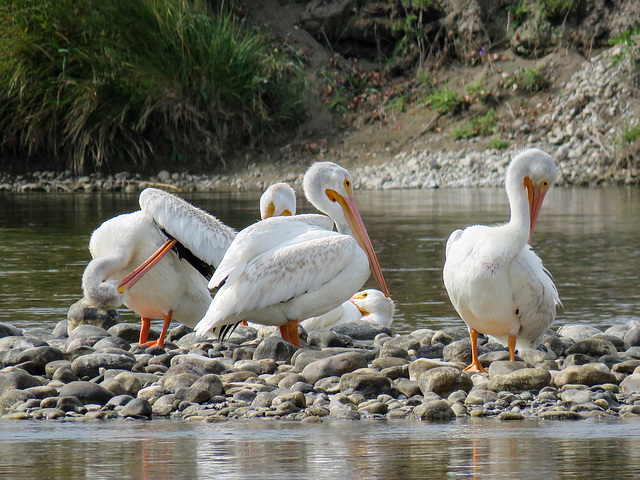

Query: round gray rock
[59,380,115,405]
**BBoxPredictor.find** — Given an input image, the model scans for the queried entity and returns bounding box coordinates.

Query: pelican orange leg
[463,328,487,373]
[138,311,173,348]
[278,320,300,348]
[508,334,516,361]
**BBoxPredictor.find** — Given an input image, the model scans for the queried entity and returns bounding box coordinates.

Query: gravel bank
[1,317,640,423]
[1,44,638,194]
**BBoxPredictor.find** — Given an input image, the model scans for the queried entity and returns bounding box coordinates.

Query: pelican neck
[505,174,531,244]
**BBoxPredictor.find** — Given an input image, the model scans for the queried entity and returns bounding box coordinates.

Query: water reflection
[1,187,639,334]
[2,418,640,479]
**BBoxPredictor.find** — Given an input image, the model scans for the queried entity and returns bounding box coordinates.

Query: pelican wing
[208,214,333,289]
[197,226,360,333]
[139,188,236,268]
[511,246,561,347]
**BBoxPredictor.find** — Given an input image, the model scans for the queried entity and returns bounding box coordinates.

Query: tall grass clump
[0,0,305,173]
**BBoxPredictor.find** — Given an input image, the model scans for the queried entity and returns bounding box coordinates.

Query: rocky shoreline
[1,316,640,423]
[1,43,639,195]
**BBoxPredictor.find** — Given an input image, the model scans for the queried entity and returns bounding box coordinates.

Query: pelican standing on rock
[195,161,389,347]
[443,148,561,373]
[82,184,296,348]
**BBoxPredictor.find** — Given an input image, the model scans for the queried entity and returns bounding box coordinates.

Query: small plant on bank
[540,0,580,20]
[616,120,640,172]
[503,66,549,93]
[609,28,640,88]
[321,56,385,114]
[489,135,510,150]
[452,109,498,140]
[426,86,462,114]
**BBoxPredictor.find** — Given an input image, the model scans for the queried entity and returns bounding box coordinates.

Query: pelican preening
[443,148,561,373]
[82,184,296,348]
[301,289,395,332]
[195,161,390,347]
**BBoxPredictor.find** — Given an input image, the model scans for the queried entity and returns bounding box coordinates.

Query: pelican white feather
[139,188,236,268]
[443,148,561,373]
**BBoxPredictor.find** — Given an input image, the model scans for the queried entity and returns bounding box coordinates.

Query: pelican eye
[362,292,368,297]
[344,179,351,190]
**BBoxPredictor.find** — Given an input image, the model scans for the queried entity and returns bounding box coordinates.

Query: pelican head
[260,182,296,219]
[81,258,126,310]
[303,161,389,297]
[506,149,556,242]
[349,289,395,328]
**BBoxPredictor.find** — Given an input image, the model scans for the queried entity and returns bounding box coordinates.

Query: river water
[1,186,640,479]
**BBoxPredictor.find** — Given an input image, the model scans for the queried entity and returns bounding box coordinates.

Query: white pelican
[442,148,561,373]
[301,289,395,332]
[82,184,296,348]
[194,161,389,347]
[260,182,296,219]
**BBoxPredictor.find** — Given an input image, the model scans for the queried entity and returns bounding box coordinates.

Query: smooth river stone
[620,373,640,394]
[292,349,335,370]
[553,364,617,387]
[487,368,551,393]
[67,298,122,333]
[383,335,421,352]
[417,366,473,398]
[301,352,368,385]
[488,361,530,378]
[332,320,391,341]
[253,336,298,362]
[71,352,136,379]
[119,398,153,418]
[566,338,617,357]
[378,343,411,360]
[339,372,392,397]
[59,381,114,405]
[0,369,42,392]
[169,354,228,374]
[624,327,640,350]
[306,330,350,349]
[0,322,23,339]
[557,325,602,343]
[413,400,456,421]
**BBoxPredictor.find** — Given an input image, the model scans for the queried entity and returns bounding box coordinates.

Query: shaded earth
[214,0,638,186]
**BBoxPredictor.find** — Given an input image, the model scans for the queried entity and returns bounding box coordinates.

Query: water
[1,187,640,479]
[1,418,640,479]
[1,187,639,333]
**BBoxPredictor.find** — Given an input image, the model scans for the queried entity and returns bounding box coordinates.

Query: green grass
[426,86,461,114]
[0,0,305,173]
[622,124,640,143]
[452,109,498,140]
[503,66,548,93]
[489,135,510,150]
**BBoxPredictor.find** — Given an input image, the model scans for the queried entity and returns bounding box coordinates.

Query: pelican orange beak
[266,202,276,218]
[326,189,390,297]
[117,238,177,294]
[349,292,371,316]
[265,202,293,219]
[524,177,549,244]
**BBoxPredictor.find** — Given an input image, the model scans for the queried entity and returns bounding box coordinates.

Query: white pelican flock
[195,161,389,347]
[443,148,561,373]
[82,183,296,348]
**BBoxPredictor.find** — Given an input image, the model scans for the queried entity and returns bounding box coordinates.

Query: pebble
[1,318,640,423]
